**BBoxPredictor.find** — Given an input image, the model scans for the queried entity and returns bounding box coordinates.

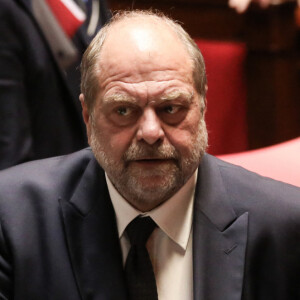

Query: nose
[136,108,164,145]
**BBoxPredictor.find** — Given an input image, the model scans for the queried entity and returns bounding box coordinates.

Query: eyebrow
[159,90,194,103]
[102,90,194,105]
[102,94,138,104]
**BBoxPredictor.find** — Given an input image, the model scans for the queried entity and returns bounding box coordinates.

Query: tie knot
[126,216,157,246]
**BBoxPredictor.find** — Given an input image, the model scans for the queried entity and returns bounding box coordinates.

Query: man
[0,0,110,169]
[0,10,300,300]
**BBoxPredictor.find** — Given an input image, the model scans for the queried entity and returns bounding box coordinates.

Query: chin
[122,171,183,207]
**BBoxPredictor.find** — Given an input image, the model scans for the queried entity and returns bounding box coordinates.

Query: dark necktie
[125,216,158,300]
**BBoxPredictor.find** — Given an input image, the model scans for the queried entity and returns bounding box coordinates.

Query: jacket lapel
[16,0,32,12]
[31,0,79,69]
[17,0,77,69]
[59,157,128,300]
[15,0,84,123]
[193,155,248,300]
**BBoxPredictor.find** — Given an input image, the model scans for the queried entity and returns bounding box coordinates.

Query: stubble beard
[90,118,208,210]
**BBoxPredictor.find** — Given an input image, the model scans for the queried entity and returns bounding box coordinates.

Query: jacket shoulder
[209,155,300,218]
[0,148,97,203]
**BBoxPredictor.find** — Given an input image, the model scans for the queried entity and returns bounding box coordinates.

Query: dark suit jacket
[0,0,109,170]
[0,148,299,299]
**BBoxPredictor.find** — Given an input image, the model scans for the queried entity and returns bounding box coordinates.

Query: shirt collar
[107,171,197,251]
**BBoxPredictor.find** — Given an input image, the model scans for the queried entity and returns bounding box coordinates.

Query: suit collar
[59,157,128,300]
[68,157,104,215]
[193,154,248,300]
[195,154,237,231]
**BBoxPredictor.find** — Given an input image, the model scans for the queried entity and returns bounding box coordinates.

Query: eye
[158,104,188,125]
[117,106,132,116]
[108,105,140,126]
[163,105,180,114]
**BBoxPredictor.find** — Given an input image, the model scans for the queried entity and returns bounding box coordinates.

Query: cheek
[165,127,196,154]
[165,111,202,151]
[92,113,137,151]
[103,127,137,159]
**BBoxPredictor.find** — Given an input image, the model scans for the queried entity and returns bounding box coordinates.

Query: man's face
[82,20,207,211]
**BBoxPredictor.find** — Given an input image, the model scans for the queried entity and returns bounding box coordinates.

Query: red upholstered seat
[196,39,248,155]
[218,138,300,187]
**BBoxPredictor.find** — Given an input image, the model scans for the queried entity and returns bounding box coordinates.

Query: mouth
[128,158,175,166]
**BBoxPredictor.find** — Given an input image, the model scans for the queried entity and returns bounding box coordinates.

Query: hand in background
[228,0,274,13]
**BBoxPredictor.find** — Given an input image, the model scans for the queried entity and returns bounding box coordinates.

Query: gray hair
[80,10,207,113]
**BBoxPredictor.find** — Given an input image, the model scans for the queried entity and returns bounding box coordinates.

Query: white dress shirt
[106,171,197,300]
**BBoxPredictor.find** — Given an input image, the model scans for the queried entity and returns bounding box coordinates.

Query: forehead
[98,18,193,89]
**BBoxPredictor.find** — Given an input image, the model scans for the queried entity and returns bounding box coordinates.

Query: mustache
[124,142,179,161]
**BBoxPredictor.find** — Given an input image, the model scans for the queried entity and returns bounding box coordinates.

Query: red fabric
[46,0,84,37]
[195,40,248,155]
[218,138,300,187]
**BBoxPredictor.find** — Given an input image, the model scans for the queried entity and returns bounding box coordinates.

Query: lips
[134,159,169,163]
[124,143,178,162]
[130,155,175,161]
[128,158,175,166]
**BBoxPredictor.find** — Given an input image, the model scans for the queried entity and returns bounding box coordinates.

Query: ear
[204,97,207,112]
[202,85,208,115]
[79,94,92,144]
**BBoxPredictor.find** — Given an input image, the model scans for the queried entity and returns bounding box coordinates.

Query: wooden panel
[245,2,300,148]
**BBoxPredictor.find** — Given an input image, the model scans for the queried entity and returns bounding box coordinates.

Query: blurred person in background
[229,0,300,13]
[0,0,110,170]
